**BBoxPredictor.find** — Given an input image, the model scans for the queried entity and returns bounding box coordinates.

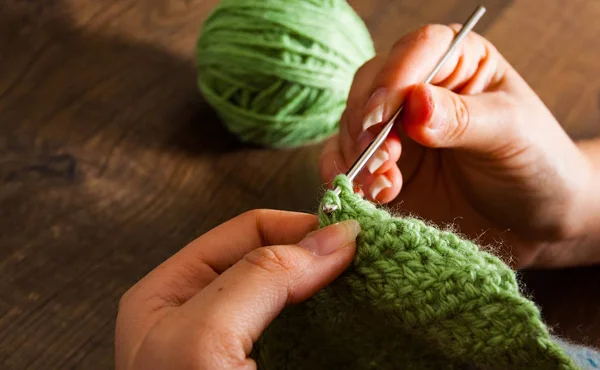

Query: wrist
[535,141,600,268]
[575,140,600,237]
[548,142,600,267]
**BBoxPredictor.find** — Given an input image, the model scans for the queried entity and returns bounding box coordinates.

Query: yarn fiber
[254,175,578,369]
[195,0,375,148]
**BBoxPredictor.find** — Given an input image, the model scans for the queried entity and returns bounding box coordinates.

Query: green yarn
[254,175,578,369]
[195,0,375,148]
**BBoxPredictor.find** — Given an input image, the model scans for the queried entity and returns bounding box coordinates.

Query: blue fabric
[554,336,600,369]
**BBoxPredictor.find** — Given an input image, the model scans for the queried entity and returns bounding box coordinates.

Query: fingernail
[370,175,392,200]
[298,220,360,256]
[366,149,389,174]
[362,89,387,131]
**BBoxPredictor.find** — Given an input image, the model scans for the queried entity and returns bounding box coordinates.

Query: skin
[115,209,360,370]
[319,24,600,268]
[116,24,600,368]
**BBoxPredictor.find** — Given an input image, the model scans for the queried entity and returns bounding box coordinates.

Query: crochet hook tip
[322,203,339,213]
[321,186,342,213]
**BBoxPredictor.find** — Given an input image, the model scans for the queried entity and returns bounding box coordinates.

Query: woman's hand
[320,24,600,268]
[115,210,359,370]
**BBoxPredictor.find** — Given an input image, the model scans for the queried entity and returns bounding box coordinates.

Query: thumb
[402,83,515,153]
[176,220,359,365]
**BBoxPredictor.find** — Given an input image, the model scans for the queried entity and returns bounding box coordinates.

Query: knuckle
[319,135,340,162]
[483,39,501,58]
[390,35,409,52]
[415,24,447,41]
[118,287,135,312]
[448,95,470,142]
[244,246,298,275]
[239,208,267,221]
[390,24,451,57]
[448,22,482,40]
[403,24,449,47]
[354,53,385,79]
[353,60,371,79]
[240,208,270,238]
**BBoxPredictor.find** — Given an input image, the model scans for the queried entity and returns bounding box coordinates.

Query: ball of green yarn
[195,0,375,148]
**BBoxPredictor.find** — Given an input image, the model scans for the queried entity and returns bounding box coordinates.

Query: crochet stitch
[254,175,578,369]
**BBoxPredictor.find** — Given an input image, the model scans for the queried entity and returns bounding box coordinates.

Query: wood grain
[485,0,600,140]
[0,0,598,368]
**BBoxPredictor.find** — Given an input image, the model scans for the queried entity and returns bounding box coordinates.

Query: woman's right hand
[320,24,600,268]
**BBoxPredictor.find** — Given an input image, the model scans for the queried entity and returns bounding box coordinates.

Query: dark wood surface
[1,0,599,368]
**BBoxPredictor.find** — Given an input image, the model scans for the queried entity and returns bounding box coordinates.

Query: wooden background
[1,0,599,368]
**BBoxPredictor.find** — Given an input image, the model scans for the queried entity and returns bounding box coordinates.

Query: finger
[361,24,505,133]
[124,210,319,312]
[365,129,402,176]
[402,83,517,152]
[116,210,321,369]
[361,165,403,204]
[173,220,360,367]
[173,210,318,272]
[352,131,402,203]
[320,110,402,201]
[343,54,388,146]
[328,125,402,203]
[340,54,399,165]
[319,134,347,185]
[335,55,403,196]
[339,24,506,203]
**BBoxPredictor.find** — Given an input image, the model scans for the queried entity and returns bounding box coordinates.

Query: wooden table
[1,0,599,368]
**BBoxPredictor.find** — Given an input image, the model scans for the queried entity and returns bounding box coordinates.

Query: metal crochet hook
[323,5,486,214]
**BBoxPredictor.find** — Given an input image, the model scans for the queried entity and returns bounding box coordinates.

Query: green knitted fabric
[254,175,578,369]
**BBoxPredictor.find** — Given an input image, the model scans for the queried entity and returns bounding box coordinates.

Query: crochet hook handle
[323,5,486,214]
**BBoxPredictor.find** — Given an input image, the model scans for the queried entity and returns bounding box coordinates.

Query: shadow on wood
[0,2,246,369]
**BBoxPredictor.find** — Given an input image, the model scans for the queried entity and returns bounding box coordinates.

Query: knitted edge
[318,174,578,369]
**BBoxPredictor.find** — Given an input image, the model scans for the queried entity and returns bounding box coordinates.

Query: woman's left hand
[115,209,359,370]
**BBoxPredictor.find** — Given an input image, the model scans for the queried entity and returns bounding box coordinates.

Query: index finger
[125,210,318,308]
[116,210,318,368]
[182,209,318,273]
